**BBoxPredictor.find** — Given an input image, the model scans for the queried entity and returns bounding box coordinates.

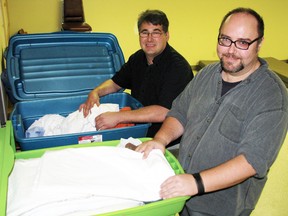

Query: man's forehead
[224,13,257,26]
[140,22,163,30]
[221,13,258,35]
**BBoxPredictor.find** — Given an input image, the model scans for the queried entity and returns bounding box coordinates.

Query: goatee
[220,56,244,73]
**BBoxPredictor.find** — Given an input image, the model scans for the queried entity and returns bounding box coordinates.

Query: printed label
[78,135,103,144]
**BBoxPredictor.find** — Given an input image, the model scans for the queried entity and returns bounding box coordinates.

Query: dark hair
[137,10,169,33]
[219,7,264,38]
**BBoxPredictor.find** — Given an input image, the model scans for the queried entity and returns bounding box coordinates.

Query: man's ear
[165,31,170,41]
[257,37,264,52]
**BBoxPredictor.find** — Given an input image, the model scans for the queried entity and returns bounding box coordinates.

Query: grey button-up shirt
[168,58,288,216]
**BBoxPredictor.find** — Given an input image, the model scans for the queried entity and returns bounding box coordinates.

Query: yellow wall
[1,0,9,71]
[5,0,288,66]
[1,1,288,215]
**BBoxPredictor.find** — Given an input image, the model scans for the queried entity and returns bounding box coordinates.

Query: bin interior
[12,92,144,139]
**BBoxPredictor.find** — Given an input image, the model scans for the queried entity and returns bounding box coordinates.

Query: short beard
[220,57,244,73]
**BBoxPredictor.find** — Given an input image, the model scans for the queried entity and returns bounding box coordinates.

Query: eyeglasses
[218,35,263,50]
[139,31,163,38]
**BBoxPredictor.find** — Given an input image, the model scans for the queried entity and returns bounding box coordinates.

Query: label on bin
[78,135,103,144]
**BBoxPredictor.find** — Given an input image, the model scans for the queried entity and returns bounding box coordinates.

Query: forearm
[160,154,257,199]
[199,154,256,194]
[92,79,121,97]
[135,116,184,158]
[154,116,184,147]
[118,105,169,123]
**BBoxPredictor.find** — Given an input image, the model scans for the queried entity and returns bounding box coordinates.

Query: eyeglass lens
[218,36,262,50]
[140,31,162,38]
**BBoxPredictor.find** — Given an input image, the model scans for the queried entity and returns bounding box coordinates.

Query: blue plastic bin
[6,32,150,150]
[11,93,150,150]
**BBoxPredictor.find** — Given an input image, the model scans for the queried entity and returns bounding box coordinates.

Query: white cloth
[117,137,143,148]
[7,139,174,216]
[26,103,119,137]
[26,114,65,137]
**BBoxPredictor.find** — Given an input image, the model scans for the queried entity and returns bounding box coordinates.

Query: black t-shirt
[112,44,193,142]
[221,79,241,96]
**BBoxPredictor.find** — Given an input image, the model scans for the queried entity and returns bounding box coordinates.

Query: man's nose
[147,33,153,41]
[228,42,237,53]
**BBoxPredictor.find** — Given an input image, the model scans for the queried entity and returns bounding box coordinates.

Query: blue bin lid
[6,32,125,101]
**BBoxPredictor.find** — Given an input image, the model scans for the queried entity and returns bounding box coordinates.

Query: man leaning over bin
[79,9,193,146]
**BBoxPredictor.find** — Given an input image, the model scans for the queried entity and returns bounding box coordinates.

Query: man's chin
[223,66,244,73]
[221,60,243,73]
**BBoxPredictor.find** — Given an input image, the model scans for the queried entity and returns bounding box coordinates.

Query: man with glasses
[80,10,193,145]
[136,8,288,216]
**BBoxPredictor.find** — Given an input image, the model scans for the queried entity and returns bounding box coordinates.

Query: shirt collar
[151,43,170,65]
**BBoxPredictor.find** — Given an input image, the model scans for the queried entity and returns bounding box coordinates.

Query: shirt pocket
[219,105,245,143]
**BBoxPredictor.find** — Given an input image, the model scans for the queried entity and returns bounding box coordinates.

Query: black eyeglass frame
[139,30,164,38]
[218,35,263,50]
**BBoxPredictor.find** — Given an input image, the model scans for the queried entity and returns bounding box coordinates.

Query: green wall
[6,0,288,65]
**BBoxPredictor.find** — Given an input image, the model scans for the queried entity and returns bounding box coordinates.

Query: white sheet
[7,141,174,216]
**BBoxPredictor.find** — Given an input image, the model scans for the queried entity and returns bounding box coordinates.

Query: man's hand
[95,112,121,130]
[160,174,198,199]
[135,139,166,159]
[79,90,100,117]
[79,79,122,117]
[160,154,257,199]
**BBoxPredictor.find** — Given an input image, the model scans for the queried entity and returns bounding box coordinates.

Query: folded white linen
[7,143,174,216]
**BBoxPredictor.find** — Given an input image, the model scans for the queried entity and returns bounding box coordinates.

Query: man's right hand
[79,90,100,117]
[79,79,122,117]
[135,138,166,159]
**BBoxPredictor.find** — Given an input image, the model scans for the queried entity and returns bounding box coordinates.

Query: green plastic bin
[0,121,190,216]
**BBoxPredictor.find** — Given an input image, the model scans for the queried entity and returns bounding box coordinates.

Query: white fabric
[28,114,65,136]
[7,140,174,216]
[26,103,119,137]
[117,137,143,148]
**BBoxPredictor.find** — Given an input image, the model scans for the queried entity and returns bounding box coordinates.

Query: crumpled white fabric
[117,137,143,148]
[7,139,175,216]
[25,103,119,137]
[26,114,65,137]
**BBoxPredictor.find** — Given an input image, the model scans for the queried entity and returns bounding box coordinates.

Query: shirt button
[196,136,200,140]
